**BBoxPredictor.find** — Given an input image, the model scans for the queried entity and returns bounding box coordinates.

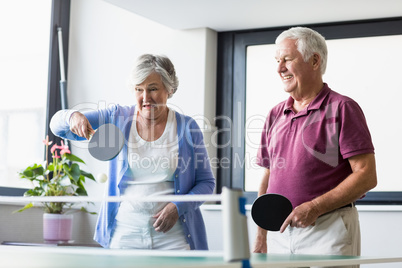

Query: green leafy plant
[16,136,96,214]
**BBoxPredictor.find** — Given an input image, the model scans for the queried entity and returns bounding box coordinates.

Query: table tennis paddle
[88,123,124,161]
[251,193,293,231]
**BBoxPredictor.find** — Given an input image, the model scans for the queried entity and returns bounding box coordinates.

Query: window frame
[216,17,402,204]
[0,0,70,196]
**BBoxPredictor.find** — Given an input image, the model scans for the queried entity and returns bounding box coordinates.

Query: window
[245,43,287,192]
[216,17,402,204]
[0,0,52,188]
[0,0,70,194]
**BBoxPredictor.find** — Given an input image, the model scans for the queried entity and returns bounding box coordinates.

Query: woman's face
[135,72,169,120]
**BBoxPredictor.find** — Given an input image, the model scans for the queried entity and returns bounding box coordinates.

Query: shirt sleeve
[255,103,285,169]
[338,100,375,159]
[49,109,82,140]
[256,116,271,168]
[49,105,120,141]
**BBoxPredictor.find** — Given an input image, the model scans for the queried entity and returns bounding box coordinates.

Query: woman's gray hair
[276,27,328,75]
[129,54,179,98]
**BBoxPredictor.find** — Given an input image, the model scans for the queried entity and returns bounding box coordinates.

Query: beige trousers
[268,206,361,268]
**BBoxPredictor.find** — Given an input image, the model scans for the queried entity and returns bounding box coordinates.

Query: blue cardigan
[50,105,216,249]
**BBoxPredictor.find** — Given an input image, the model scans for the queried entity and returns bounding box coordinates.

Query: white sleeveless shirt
[120,107,179,213]
[127,107,178,185]
[110,108,188,249]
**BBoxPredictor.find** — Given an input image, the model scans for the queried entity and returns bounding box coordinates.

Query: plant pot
[43,213,73,243]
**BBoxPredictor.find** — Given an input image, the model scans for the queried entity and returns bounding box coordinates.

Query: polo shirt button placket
[290,117,297,132]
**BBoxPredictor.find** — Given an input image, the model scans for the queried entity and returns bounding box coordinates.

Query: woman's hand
[153,203,179,233]
[69,112,95,140]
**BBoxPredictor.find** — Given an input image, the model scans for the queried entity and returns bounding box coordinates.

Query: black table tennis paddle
[88,123,124,161]
[251,193,293,231]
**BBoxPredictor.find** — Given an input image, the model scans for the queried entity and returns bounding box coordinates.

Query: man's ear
[311,53,321,70]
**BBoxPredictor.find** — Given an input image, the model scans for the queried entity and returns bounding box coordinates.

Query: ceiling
[104,0,402,32]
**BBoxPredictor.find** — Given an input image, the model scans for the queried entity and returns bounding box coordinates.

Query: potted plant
[17,135,96,242]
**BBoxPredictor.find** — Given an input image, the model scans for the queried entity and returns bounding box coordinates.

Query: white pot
[43,213,73,243]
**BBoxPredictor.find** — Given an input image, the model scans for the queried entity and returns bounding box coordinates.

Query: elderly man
[253,27,377,267]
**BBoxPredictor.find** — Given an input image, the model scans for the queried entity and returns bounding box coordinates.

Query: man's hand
[280,200,320,233]
[253,227,268,253]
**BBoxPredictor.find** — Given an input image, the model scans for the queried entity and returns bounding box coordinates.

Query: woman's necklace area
[136,109,168,142]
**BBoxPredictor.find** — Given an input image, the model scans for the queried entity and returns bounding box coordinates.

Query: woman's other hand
[153,202,179,233]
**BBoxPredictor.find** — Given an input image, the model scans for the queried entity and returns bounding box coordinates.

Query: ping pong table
[1,245,402,268]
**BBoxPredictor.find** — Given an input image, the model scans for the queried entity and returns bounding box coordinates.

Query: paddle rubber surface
[251,193,293,231]
[88,123,124,161]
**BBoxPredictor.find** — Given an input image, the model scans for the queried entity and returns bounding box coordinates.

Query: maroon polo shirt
[256,83,374,208]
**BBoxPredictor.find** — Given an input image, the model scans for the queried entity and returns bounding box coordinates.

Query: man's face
[275,38,315,95]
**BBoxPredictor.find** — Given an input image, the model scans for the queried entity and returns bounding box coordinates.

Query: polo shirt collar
[283,83,331,114]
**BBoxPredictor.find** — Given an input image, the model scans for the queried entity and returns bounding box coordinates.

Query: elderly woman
[50,54,215,250]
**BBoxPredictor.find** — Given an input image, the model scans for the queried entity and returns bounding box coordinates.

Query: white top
[127,107,179,185]
[117,107,179,215]
[113,108,187,249]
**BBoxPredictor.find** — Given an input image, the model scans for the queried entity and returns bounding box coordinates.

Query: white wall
[4,0,397,266]
[0,205,96,245]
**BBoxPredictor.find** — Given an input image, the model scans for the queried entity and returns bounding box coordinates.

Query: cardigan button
[177,190,180,193]
[183,219,186,223]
